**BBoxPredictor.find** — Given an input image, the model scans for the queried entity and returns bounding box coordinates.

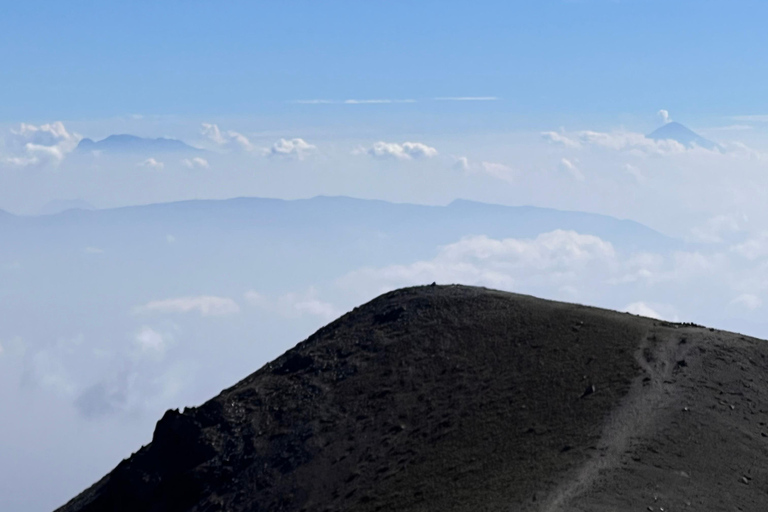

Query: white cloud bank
[200,124,316,159]
[543,129,690,155]
[268,138,317,159]
[134,296,241,316]
[4,122,81,167]
[339,230,617,298]
[366,141,438,160]
[331,227,768,323]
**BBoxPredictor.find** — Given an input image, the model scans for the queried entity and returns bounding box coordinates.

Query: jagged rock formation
[56,285,768,511]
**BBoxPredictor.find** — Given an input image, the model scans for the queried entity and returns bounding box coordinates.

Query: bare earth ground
[56,285,768,511]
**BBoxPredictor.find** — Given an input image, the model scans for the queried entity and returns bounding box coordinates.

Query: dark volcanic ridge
[57,285,768,512]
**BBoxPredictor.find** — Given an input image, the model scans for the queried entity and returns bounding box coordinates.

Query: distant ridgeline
[76,134,204,154]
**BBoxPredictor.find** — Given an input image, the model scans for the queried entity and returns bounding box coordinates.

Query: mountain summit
[646,121,719,150]
[76,134,203,154]
[55,285,768,511]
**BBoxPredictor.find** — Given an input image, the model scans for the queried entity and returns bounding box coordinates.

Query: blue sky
[3,0,768,227]
[3,0,768,125]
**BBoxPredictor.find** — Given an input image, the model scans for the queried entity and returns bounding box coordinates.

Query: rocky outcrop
[56,285,768,512]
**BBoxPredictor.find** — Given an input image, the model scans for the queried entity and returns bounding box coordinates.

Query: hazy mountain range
[76,134,204,154]
[0,196,677,298]
[0,195,752,512]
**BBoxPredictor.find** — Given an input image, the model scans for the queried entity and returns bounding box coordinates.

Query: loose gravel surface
[56,285,768,512]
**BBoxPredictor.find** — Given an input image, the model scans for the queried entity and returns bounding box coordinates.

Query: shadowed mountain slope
[56,285,768,511]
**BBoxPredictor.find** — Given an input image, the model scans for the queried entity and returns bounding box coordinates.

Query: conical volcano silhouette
[646,121,718,150]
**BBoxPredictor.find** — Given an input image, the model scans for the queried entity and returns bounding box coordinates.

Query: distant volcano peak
[646,121,719,150]
[76,134,203,154]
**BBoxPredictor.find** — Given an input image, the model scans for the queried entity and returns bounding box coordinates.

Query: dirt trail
[540,327,692,512]
[62,286,730,512]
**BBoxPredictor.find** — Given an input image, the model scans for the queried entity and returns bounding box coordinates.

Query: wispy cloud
[291,98,416,105]
[138,157,164,170]
[453,156,471,172]
[434,96,498,101]
[454,156,516,183]
[201,123,253,152]
[707,124,753,131]
[623,302,666,320]
[478,161,516,183]
[134,296,241,316]
[689,213,746,243]
[542,131,582,149]
[181,157,210,169]
[345,99,416,104]
[731,115,768,122]
[244,288,339,321]
[624,163,645,183]
[291,99,335,104]
[559,158,585,181]
[731,294,762,311]
[133,326,172,358]
[292,97,498,104]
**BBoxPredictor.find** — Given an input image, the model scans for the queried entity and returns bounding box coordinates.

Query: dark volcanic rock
[55,285,768,511]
